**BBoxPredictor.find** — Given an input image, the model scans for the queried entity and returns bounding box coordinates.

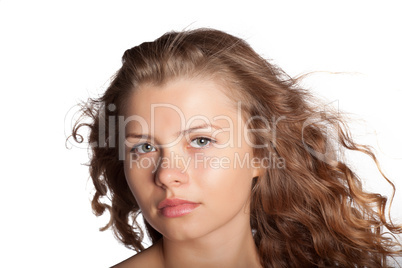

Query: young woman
[72,28,402,267]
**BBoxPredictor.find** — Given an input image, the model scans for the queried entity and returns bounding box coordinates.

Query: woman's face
[123,78,260,242]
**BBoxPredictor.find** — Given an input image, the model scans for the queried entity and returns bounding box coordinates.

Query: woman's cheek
[187,150,234,187]
[124,156,158,204]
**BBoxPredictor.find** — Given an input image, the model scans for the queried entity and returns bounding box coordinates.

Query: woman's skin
[115,78,262,268]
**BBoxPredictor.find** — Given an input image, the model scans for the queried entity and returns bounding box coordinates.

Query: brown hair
[71,28,402,267]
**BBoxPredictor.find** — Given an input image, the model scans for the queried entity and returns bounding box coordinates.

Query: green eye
[190,137,212,148]
[132,143,156,154]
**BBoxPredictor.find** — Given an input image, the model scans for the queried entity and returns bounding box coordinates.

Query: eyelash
[130,137,216,154]
[189,137,215,149]
[130,143,157,154]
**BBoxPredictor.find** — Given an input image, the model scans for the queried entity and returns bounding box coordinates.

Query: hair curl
[70,28,402,267]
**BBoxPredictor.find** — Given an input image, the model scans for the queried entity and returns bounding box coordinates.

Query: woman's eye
[131,143,156,154]
[190,137,213,148]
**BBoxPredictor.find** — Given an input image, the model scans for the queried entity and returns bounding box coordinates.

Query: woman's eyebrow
[176,123,222,136]
[125,133,151,139]
[125,123,222,139]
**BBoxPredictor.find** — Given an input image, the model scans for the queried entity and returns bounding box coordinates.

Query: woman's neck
[157,211,262,268]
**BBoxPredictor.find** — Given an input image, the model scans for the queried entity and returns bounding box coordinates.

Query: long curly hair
[71,28,402,267]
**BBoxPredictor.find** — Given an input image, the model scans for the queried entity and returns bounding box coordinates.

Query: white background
[1,0,401,267]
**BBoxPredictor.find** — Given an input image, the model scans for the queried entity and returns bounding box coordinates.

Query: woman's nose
[154,151,189,189]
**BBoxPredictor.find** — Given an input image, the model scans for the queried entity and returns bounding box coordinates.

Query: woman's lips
[158,198,200,218]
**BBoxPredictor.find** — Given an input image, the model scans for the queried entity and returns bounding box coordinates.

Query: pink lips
[158,198,200,218]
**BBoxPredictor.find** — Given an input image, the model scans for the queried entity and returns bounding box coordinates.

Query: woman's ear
[251,157,262,178]
[252,167,260,179]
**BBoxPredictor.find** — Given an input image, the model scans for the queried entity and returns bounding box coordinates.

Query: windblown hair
[71,28,402,267]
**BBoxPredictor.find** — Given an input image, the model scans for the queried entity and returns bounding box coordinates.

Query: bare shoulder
[111,241,163,268]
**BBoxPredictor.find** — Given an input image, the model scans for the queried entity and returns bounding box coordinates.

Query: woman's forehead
[126,78,238,120]
[121,78,249,142]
